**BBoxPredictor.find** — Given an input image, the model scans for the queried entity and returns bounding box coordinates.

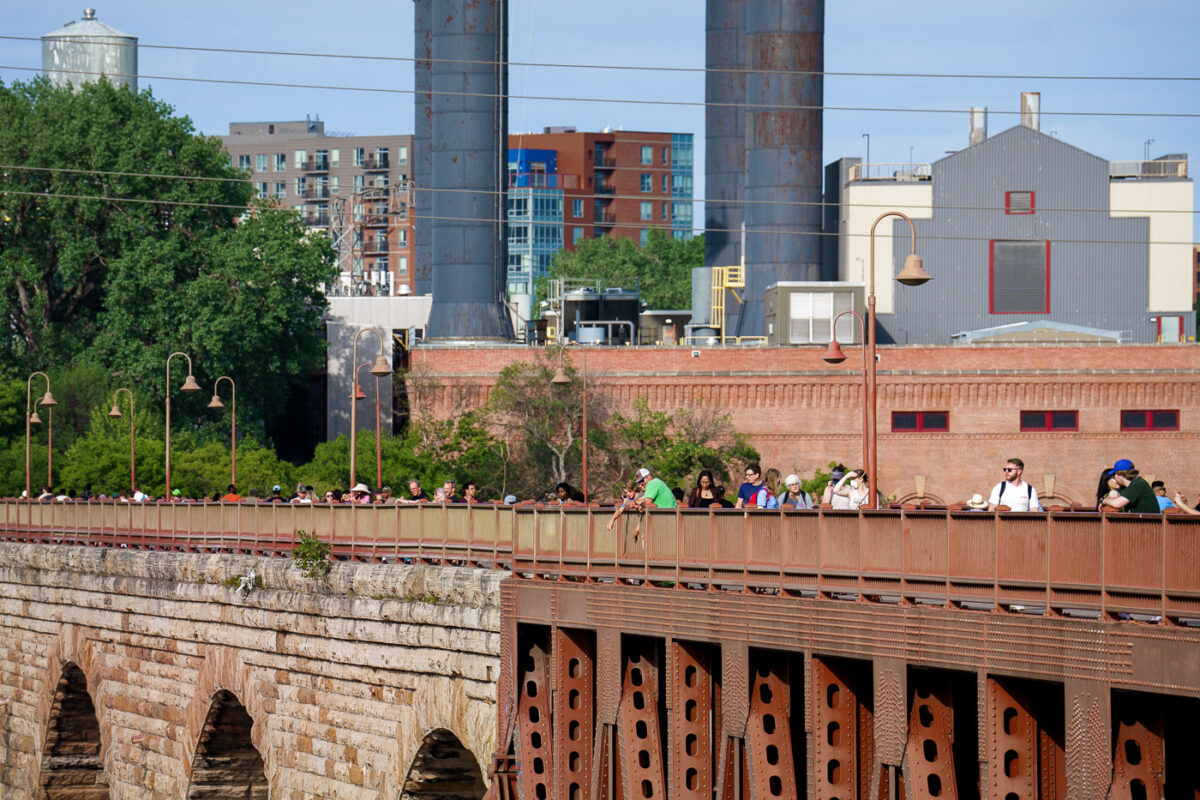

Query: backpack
[749,487,779,509]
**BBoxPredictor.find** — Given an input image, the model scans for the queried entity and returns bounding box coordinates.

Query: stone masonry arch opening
[40,662,109,799]
[401,728,486,800]
[186,690,267,799]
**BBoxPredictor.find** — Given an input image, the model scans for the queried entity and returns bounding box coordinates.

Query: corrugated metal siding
[883,126,1185,343]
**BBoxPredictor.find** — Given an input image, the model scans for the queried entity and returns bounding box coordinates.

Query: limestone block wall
[0,543,502,799]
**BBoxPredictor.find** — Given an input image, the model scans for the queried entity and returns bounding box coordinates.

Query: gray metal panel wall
[738,0,824,337]
[883,125,1183,343]
[705,0,745,271]
[426,0,511,339]
[413,0,433,297]
[822,157,858,281]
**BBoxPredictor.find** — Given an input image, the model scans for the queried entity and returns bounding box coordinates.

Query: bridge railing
[3,500,1200,622]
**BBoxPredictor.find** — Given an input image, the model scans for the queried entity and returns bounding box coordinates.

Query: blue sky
[2,1,1197,216]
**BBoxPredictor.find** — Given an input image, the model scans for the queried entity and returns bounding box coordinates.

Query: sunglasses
[1003,467,1019,473]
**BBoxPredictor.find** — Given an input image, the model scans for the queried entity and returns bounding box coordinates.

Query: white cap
[784,474,801,487]
[634,468,651,482]
[504,494,517,505]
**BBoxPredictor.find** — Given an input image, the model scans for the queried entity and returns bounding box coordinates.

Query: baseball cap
[1108,458,1134,475]
[503,494,517,505]
[633,468,651,482]
[272,485,281,493]
[172,489,182,497]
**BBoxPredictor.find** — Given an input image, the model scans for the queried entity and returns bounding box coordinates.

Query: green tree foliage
[540,229,702,309]
[0,77,335,426]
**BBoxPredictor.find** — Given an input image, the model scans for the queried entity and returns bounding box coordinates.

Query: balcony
[304,212,330,227]
[593,155,616,169]
[301,156,330,173]
[848,162,932,182]
[595,211,616,224]
[594,183,615,196]
[509,172,580,189]
[361,155,390,172]
[363,213,390,227]
[1110,159,1188,179]
[363,239,390,255]
[302,186,330,200]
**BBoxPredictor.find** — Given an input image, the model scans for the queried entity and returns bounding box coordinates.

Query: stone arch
[38,662,109,799]
[400,728,487,799]
[894,491,947,506]
[185,690,268,799]
[386,678,495,798]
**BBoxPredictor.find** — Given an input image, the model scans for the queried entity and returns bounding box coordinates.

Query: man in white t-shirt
[987,457,1042,512]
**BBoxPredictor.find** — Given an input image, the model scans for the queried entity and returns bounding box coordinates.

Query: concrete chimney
[1020,92,1040,131]
[969,106,987,146]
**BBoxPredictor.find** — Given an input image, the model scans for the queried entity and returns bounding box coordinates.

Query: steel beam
[985,677,1038,800]
[556,628,595,800]
[1110,698,1164,800]
[811,656,861,799]
[746,653,798,800]
[618,640,666,799]
[903,675,958,800]
[517,633,553,800]
[669,641,715,799]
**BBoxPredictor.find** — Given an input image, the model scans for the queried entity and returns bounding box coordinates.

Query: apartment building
[220,120,415,296]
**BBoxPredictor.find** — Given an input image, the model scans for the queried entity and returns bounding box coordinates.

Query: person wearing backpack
[987,457,1043,512]
[736,463,774,509]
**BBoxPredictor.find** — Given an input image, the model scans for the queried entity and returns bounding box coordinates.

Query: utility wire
[3,163,1195,216]
[1,64,1196,118]
[3,187,1197,246]
[7,34,1199,82]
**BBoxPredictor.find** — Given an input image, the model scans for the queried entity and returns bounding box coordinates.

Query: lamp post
[356,361,383,490]
[165,352,201,498]
[860,211,931,507]
[24,372,57,499]
[107,388,136,492]
[350,328,391,489]
[821,310,869,476]
[207,377,237,486]
[550,341,588,501]
[45,404,53,489]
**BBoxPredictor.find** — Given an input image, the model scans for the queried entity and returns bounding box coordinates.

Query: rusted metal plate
[746,653,798,800]
[555,628,595,800]
[986,677,1037,799]
[903,675,958,800]
[618,641,666,800]
[1110,700,1164,800]
[811,656,859,800]
[517,633,553,800]
[669,641,714,799]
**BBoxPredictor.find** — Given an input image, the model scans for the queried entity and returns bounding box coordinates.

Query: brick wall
[409,344,1200,504]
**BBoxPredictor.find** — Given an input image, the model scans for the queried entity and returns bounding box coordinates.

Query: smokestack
[424,0,511,339]
[969,106,987,146]
[737,0,824,336]
[1020,92,1040,132]
[704,0,746,271]
[413,0,433,297]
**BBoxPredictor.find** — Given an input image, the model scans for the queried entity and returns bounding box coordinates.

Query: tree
[540,229,702,310]
[0,77,335,426]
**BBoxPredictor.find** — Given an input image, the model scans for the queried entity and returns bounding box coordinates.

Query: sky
[2,1,1198,218]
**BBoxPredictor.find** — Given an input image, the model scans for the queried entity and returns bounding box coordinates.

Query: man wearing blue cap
[1099,459,1160,514]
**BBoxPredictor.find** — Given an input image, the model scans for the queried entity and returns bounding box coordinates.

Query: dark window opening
[990,240,1050,314]
[1020,410,1079,431]
[1120,410,1179,431]
[892,411,948,432]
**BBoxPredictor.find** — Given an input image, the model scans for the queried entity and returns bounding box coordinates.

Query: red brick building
[409,344,1200,505]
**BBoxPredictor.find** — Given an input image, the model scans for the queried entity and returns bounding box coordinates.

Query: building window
[892,411,949,432]
[641,174,652,192]
[397,203,407,220]
[640,228,649,246]
[641,146,653,165]
[353,148,365,167]
[397,256,408,275]
[274,153,286,171]
[376,147,389,168]
[256,154,268,173]
[788,291,854,344]
[398,145,408,164]
[661,174,669,193]
[662,147,668,166]
[1019,411,1078,431]
[354,174,364,191]
[1120,410,1179,431]
[330,149,340,168]
[990,240,1049,314]
[1005,190,1035,214]
[294,150,306,169]
[573,227,583,244]
[274,182,286,199]
[640,201,653,221]
[237,154,251,170]
[254,181,268,199]
[294,176,306,196]
[573,198,583,218]
[396,229,407,247]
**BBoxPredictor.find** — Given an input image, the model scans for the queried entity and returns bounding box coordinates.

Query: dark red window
[1020,411,1078,431]
[892,411,949,432]
[1005,190,1035,214]
[1120,410,1179,431]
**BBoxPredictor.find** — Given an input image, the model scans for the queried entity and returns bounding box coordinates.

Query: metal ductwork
[1020,91,1041,131]
[970,106,988,146]
[421,0,512,339]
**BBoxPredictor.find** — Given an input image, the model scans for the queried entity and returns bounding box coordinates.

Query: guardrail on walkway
[2,501,1198,624]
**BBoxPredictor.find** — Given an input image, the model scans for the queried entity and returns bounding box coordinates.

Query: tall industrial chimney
[423,0,511,339]
[735,0,824,337]
[1020,92,1041,131]
[969,106,987,146]
[412,0,433,298]
[704,0,746,271]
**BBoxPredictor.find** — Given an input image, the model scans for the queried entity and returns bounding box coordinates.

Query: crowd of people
[14,455,1193,516]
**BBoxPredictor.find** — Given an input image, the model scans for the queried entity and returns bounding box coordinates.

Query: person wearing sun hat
[1099,459,1160,514]
[350,482,373,504]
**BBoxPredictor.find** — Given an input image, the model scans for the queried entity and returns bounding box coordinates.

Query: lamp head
[207,394,224,409]
[895,253,931,286]
[29,411,42,425]
[107,404,122,418]
[822,340,848,364]
[354,383,367,400]
[370,355,392,376]
[550,367,570,385]
[181,374,201,392]
[39,391,58,407]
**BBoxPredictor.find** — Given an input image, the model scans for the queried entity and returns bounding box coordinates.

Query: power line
[4,163,1195,216]
[9,34,1199,82]
[3,187,1197,247]
[2,64,1197,118]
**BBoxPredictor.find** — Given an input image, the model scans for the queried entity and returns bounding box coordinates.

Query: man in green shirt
[634,467,676,510]
[1100,459,1160,514]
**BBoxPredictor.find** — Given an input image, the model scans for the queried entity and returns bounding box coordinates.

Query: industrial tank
[42,8,137,92]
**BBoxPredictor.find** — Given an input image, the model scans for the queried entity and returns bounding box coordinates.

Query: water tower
[42,8,137,92]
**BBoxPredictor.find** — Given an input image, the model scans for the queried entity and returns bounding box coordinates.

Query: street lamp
[821,310,869,477]
[551,341,588,501]
[25,372,57,499]
[350,328,390,489]
[207,376,236,486]
[356,361,383,490]
[107,388,136,492]
[857,211,931,507]
[165,352,201,498]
